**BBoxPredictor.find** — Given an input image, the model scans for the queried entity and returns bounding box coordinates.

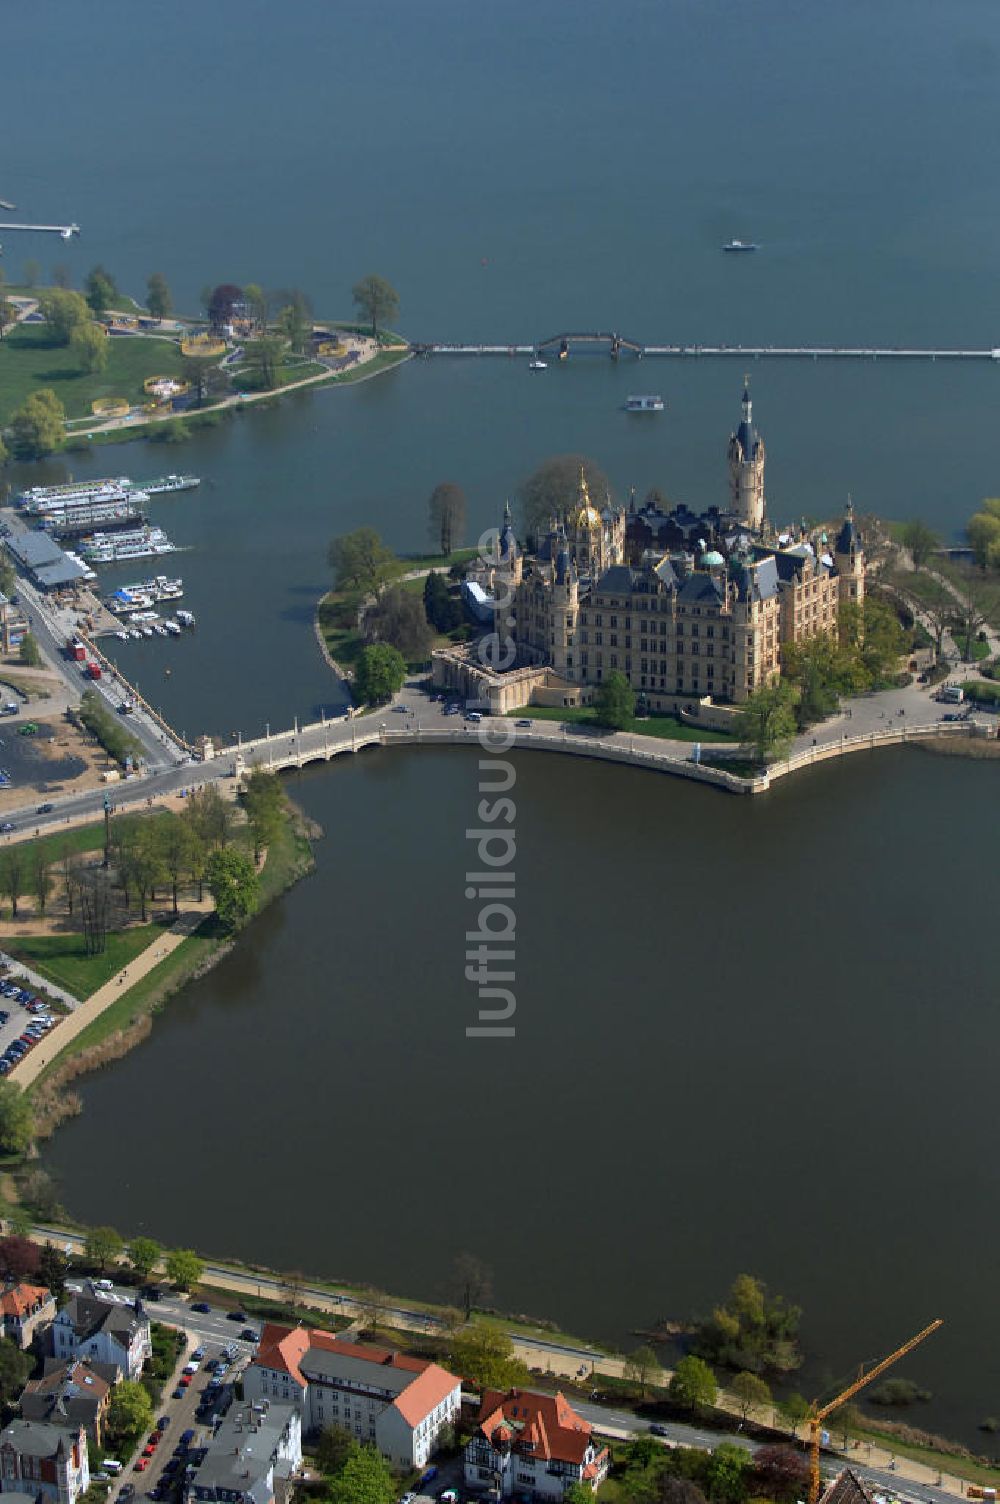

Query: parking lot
[0,973,63,1074]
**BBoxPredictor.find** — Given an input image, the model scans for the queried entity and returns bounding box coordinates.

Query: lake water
[12,0,1000,1442]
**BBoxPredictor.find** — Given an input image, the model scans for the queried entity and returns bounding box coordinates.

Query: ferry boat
[80,527,176,564]
[625,394,665,412]
[140,474,200,496]
[722,239,758,253]
[18,476,132,507]
[119,575,183,601]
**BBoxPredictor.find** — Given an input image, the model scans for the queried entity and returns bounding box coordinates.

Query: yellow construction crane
[807,1318,943,1504]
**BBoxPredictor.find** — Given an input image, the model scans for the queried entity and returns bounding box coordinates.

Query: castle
[434,386,865,716]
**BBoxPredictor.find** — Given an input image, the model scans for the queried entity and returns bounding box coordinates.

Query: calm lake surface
[12,0,1000,1440]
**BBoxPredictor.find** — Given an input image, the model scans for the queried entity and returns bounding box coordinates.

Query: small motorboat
[528,357,547,370]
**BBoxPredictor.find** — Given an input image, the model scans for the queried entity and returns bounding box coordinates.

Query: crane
[807,1318,943,1504]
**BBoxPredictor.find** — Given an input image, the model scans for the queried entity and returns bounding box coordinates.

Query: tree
[316,1424,356,1475]
[9,389,65,459]
[351,274,399,341]
[244,334,285,390]
[182,354,217,408]
[127,1236,161,1283]
[243,283,268,334]
[154,812,199,915]
[624,1344,660,1398]
[967,500,1000,570]
[327,1444,395,1504]
[899,519,940,570]
[164,1247,203,1290]
[0,1234,41,1280]
[695,1275,802,1376]
[145,272,172,322]
[0,558,15,599]
[21,1167,59,1221]
[206,848,260,931]
[358,1284,387,1334]
[0,298,15,339]
[564,1485,598,1504]
[37,288,89,345]
[950,577,996,662]
[519,454,612,540]
[51,262,72,289]
[752,1445,810,1503]
[19,633,41,667]
[594,669,635,730]
[276,302,310,354]
[731,1370,771,1422]
[31,844,52,916]
[106,1379,154,1448]
[77,867,113,955]
[428,482,467,556]
[183,785,234,851]
[451,1323,530,1390]
[705,1444,749,1504]
[657,1478,710,1504]
[207,283,243,333]
[85,265,118,315]
[424,571,461,632]
[366,583,433,661]
[39,1242,68,1299]
[0,845,26,920]
[70,320,108,373]
[22,259,40,288]
[242,769,283,865]
[735,682,797,764]
[84,1225,123,1273]
[355,643,406,705]
[778,1391,811,1431]
[328,527,400,595]
[451,1251,492,1321]
[0,1337,31,1405]
[838,597,909,684]
[831,1401,863,1446]
[668,1355,717,1414]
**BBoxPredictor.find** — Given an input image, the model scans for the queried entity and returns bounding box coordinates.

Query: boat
[164,620,181,636]
[128,629,142,641]
[153,623,168,637]
[625,394,665,412]
[722,239,758,253]
[115,630,128,641]
[139,474,200,496]
[79,526,176,563]
[528,358,547,370]
[175,609,195,628]
[141,626,153,638]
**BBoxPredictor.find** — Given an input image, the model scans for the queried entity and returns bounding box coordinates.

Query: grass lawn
[507,705,737,743]
[0,324,186,425]
[6,923,169,999]
[318,590,363,671]
[399,547,479,571]
[3,821,107,867]
[850,1425,1000,1487]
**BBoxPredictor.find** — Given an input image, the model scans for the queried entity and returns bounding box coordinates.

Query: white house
[245,1326,461,1472]
[0,1418,89,1504]
[50,1286,150,1381]
[186,1399,300,1504]
[464,1387,609,1500]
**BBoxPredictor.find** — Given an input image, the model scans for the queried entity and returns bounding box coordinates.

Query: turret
[834,496,864,612]
[727,378,766,530]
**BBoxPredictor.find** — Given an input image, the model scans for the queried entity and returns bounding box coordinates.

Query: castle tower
[727,379,766,530]
[834,496,865,613]
[569,467,604,579]
[551,540,579,677]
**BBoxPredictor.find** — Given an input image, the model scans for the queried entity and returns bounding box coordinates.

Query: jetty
[411,330,1000,363]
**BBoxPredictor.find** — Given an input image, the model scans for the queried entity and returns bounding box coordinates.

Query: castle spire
[742,375,752,425]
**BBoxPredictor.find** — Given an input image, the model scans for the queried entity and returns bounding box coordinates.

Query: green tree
[106,1379,154,1448]
[145,272,172,322]
[164,1247,204,1291]
[451,1322,529,1390]
[37,288,90,344]
[899,519,940,571]
[751,1445,810,1503]
[355,643,407,705]
[0,844,26,920]
[428,482,467,556]
[705,1444,749,1504]
[0,559,14,599]
[624,1344,660,1397]
[242,283,268,334]
[23,259,40,289]
[351,273,399,341]
[731,1370,771,1422]
[0,298,15,339]
[668,1355,718,1414]
[9,389,65,459]
[242,769,283,865]
[367,583,433,661]
[0,1337,31,1404]
[183,784,234,851]
[735,682,797,764]
[778,1391,811,1431]
[206,847,260,931]
[19,633,42,667]
[85,264,118,315]
[182,354,217,407]
[127,1236,161,1283]
[244,334,285,389]
[831,1401,862,1447]
[51,262,72,289]
[424,571,461,633]
[840,596,910,683]
[967,500,1000,569]
[564,1485,597,1504]
[327,1445,394,1504]
[31,844,52,916]
[84,1225,123,1273]
[316,1424,356,1475]
[593,669,635,730]
[328,527,400,595]
[0,1081,33,1154]
[154,811,199,915]
[39,1242,68,1300]
[519,454,612,540]
[70,320,109,373]
[276,302,310,354]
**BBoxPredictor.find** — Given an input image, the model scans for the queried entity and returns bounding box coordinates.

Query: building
[4,534,93,593]
[434,387,866,710]
[50,1286,150,1381]
[186,1399,300,1504]
[19,1362,113,1445]
[0,1419,89,1504]
[0,596,28,655]
[245,1325,461,1473]
[464,1387,609,1500]
[0,1285,56,1351]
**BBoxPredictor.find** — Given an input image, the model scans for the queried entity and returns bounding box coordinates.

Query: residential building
[50,1286,150,1380]
[0,1419,89,1504]
[0,1285,56,1351]
[0,596,28,655]
[186,1399,300,1504]
[20,1361,113,1445]
[464,1387,609,1500]
[245,1325,461,1472]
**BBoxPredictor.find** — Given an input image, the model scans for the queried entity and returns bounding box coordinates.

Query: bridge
[411,333,1000,362]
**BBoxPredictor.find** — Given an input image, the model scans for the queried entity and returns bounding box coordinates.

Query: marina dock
[412,333,1000,362]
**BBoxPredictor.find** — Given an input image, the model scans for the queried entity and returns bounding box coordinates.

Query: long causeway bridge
[411,330,1000,362]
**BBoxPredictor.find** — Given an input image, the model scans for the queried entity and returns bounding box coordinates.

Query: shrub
[869,1377,931,1406]
[963,680,1000,705]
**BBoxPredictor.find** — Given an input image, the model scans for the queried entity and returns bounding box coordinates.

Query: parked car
[649,1423,669,1437]
[171,1387,184,1400]
[516,718,532,727]
[157,1416,170,1430]
[182,1361,199,1375]
[179,1374,192,1388]
[180,1430,195,1446]
[240,1328,258,1342]
[36,803,54,814]
[134,1459,149,1473]
[192,1347,205,1361]
[226,1311,247,1322]
[191,1301,210,1314]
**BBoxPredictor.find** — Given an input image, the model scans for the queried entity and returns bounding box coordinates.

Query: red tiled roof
[393,1363,460,1427]
[0,1284,50,1319]
[475,1387,594,1466]
[253,1324,309,1387]
[253,1325,451,1390]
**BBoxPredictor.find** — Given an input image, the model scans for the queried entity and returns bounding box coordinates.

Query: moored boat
[625,394,665,412]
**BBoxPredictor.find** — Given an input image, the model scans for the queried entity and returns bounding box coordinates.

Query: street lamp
[102,793,111,869]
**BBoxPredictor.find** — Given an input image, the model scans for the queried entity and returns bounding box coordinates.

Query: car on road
[240,1328,258,1342]
[649,1423,669,1437]
[0,823,13,833]
[134,1459,149,1473]
[182,1361,199,1374]
[36,803,54,814]
[226,1310,246,1322]
[192,1346,205,1360]
[439,1492,459,1503]
[171,1386,184,1400]
[180,1429,196,1445]
[179,1374,192,1388]
[191,1302,210,1313]
[515,718,532,727]
[157,1416,170,1430]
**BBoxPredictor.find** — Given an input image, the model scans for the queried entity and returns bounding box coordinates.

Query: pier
[412,333,1000,363]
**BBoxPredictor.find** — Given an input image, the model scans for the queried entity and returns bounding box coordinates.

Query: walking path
[9,896,212,1087]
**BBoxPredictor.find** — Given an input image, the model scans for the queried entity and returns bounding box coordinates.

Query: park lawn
[507,705,737,743]
[318,590,364,671]
[2,821,107,868]
[0,324,186,425]
[6,923,170,999]
[399,547,479,571]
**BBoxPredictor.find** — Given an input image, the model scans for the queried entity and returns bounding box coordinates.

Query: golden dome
[575,468,601,529]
